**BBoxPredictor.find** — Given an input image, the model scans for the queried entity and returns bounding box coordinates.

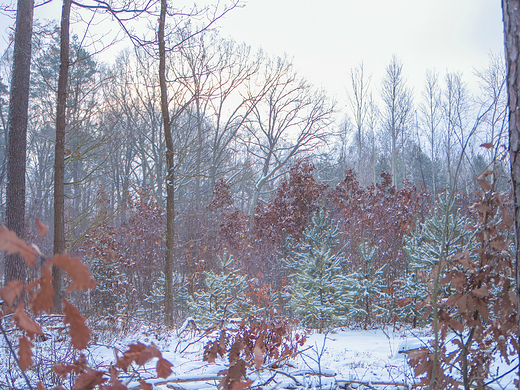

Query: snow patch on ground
[1,323,517,389]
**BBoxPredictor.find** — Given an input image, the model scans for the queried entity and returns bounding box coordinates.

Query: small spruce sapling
[286,208,346,332]
[404,193,473,273]
[399,193,473,326]
[188,250,251,328]
[393,269,430,328]
[343,240,387,329]
[145,271,189,320]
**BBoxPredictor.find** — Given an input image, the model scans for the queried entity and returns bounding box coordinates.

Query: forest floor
[0,318,517,389]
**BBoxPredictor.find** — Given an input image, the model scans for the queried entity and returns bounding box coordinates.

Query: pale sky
[0,0,506,105]
[217,0,505,101]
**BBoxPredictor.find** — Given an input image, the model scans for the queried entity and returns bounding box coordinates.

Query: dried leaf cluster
[407,174,518,388]
[0,223,173,389]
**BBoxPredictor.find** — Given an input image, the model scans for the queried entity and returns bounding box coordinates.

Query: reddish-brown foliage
[53,254,96,292]
[36,218,49,241]
[0,225,37,267]
[0,224,173,389]
[328,170,430,280]
[63,299,91,350]
[13,302,43,337]
[18,336,33,371]
[0,280,24,307]
[407,180,518,388]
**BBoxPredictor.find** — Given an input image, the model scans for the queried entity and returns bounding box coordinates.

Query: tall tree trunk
[53,0,71,312]
[5,0,34,284]
[158,0,174,327]
[502,0,520,375]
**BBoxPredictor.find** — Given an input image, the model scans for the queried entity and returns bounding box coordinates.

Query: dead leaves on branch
[53,254,96,292]
[203,320,306,390]
[13,302,43,337]
[0,226,37,267]
[0,225,173,389]
[0,280,24,307]
[408,190,518,387]
[18,336,33,371]
[36,218,49,241]
[63,300,91,350]
[28,260,55,315]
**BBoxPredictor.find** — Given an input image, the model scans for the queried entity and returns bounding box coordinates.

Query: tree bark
[5,0,34,284]
[52,0,71,312]
[158,0,174,327]
[502,0,520,376]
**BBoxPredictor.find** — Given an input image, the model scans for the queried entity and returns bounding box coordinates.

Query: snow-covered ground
[89,324,517,389]
[1,321,517,389]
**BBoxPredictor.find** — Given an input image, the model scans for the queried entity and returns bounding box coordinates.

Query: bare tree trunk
[52,0,71,312]
[5,0,34,284]
[502,0,520,375]
[158,0,174,327]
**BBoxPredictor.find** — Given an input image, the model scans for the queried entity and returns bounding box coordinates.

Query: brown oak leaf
[31,261,54,315]
[71,368,106,390]
[99,367,128,390]
[157,357,173,378]
[117,343,161,371]
[37,382,46,390]
[53,254,96,292]
[53,362,77,376]
[477,179,491,193]
[0,280,24,307]
[253,333,265,369]
[63,300,91,350]
[13,303,43,337]
[231,379,254,390]
[139,381,153,390]
[0,226,36,267]
[472,286,489,298]
[36,218,49,241]
[19,336,33,371]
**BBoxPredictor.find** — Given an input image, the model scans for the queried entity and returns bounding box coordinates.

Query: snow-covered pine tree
[343,240,387,329]
[286,208,346,332]
[404,193,473,273]
[399,193,474,325]
[145,271,189,321]
[188,250,251,328]
[392,269,430,328]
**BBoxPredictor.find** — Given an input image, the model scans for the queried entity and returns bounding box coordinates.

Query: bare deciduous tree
[245,57,335,214]
[347,62,371,183]
[420,69,442,194]
[380,55,413,187]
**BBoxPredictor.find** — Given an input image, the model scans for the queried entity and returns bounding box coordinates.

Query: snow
[1,322,517,389]
[86,326,519,389]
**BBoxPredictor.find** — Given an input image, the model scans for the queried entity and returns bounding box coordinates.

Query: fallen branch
[336,379,425,389]
[128,375,222,389]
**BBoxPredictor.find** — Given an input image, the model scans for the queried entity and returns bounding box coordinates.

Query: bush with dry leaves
[0,222,174,389]
[407,174,518,389]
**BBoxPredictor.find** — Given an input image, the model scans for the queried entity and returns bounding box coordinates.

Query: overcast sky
[0,0,505,104]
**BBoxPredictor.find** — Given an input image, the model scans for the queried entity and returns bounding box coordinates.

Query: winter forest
[0,0,519,389]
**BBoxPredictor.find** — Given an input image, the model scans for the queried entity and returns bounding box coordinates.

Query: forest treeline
[0,22,508,239]
[0,19,510,320]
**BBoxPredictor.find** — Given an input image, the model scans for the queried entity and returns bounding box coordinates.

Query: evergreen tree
[343,240,387,329]
[145,271,189,321]
[404,193,473,272]
[393,270,430,328]
[399,193,474,325]
[188,250,251,328]
[286,208,346,332]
